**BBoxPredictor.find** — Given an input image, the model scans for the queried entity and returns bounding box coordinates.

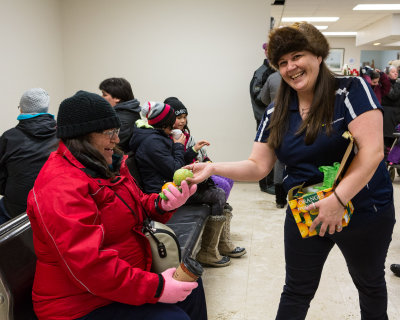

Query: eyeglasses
[102,128,120,139]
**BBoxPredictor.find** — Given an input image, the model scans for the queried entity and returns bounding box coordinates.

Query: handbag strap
[333,131,354,187]
[110,188,164,248]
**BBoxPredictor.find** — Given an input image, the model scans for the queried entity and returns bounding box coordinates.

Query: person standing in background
[260,72,287,208]
[249,43,276,194]
[381,65,400,153]
[99,77,141,153]
[0,88,57,223]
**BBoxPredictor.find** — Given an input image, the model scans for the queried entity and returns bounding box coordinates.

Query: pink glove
[160,180,197,211]
[158,268,198,303]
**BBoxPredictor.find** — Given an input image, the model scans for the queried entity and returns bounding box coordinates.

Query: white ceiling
[270,0,400,46]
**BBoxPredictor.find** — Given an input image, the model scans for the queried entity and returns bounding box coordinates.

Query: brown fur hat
[267,22,330,69]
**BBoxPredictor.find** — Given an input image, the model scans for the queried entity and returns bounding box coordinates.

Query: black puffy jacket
[0,114,57,218]
[129,125,185,194]
[114,99,141,153]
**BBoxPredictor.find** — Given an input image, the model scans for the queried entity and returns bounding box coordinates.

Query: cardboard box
[288,184,354,238]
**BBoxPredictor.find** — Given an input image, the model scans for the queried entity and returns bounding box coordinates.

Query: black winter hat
[57,90,121,139]
[164,97,188,116]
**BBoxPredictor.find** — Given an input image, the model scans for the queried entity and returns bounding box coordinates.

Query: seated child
[164,97,246,267]
[129,101,186,194]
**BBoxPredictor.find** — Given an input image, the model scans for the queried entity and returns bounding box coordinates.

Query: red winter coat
[26,141,174,320]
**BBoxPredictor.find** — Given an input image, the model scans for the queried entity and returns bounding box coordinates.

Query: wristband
[192,146,198,153]
[333,190,347,208]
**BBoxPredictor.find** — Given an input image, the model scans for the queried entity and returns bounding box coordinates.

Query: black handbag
[113,190,181,273]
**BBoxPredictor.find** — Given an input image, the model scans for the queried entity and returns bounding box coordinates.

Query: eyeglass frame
[101,128,120,139]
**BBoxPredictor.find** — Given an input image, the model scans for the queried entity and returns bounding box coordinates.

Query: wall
[60,0,270,161]
[326,37,361,71]
[360,50,399,70]
[327,37,400,72]
[0,0,64,133]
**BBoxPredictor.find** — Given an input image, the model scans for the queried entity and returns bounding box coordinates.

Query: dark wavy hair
[267,62,337,148]
[63,134,123,179]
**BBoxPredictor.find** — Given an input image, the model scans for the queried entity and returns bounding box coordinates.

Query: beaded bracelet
[333,190,347,208]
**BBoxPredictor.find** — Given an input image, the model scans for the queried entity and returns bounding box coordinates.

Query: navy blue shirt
[256,76,393,219]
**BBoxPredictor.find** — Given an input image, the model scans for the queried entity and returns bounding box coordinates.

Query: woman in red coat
[26,91,206,320]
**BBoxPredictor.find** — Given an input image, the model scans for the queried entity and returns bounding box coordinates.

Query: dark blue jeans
[76,277,207,320]
[276,203,395,320]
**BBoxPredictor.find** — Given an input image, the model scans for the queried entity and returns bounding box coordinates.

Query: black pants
[76,278,207,320]
[276,204,395,320]
[187,183,226,216]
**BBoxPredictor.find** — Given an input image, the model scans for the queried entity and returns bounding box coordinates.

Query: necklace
[299,106,310,118]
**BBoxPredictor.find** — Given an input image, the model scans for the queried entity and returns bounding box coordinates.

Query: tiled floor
[203,178,400,320]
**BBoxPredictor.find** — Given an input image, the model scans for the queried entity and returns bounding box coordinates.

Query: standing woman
[186,23,395,319]
[26,91,206,320]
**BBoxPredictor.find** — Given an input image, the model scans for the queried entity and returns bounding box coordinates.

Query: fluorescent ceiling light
[315,25,328,30]
[282,17,339,22]
[322,32,357,36]
[373,42,381,46]
[353,4,400,10]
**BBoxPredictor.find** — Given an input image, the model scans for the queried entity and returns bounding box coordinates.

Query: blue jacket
[129,124,185,193]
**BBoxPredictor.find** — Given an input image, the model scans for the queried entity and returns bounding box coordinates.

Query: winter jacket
[380,78,400,138]
[249,59,276,122]
[0,114,57,218]
[26,141,173,320]
[114,99,141,153]
[129,122,185,193]
[381,78,400,107]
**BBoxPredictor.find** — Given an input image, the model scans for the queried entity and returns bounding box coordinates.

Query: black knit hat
[164,97,188,116]
[57,90,121,139]
[267,22,330,69]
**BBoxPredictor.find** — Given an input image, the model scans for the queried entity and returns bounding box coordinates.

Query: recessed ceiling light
[282,17,339,22]
[315,26,328,30]
[322,32,357,36]
[373,42,381,46]
[353,4,400,10]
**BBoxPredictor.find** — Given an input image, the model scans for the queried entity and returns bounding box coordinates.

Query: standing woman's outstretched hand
[184,162,213,185]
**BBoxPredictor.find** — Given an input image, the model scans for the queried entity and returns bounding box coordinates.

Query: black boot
[275,183,287,208]
[259,171,275,195]
[390,264,400,277]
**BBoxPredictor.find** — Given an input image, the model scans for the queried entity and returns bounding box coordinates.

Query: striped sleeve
[255,104,275,143]
[337,76,382,125]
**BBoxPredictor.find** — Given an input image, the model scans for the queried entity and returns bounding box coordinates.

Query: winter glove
[158,268,198,303]
[160,180,197,211]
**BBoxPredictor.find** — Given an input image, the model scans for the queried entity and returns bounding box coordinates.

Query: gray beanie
[19,88,50,114]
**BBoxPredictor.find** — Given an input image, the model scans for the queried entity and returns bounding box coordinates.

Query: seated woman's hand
[159,268,198,303]
[160,180,197,211]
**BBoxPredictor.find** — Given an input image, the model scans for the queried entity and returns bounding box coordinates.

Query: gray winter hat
[19,88,50,114]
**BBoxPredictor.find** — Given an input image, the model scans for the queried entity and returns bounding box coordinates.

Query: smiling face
[89,128,120,164]
[278,51,322,96]
[174,114,187,131]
